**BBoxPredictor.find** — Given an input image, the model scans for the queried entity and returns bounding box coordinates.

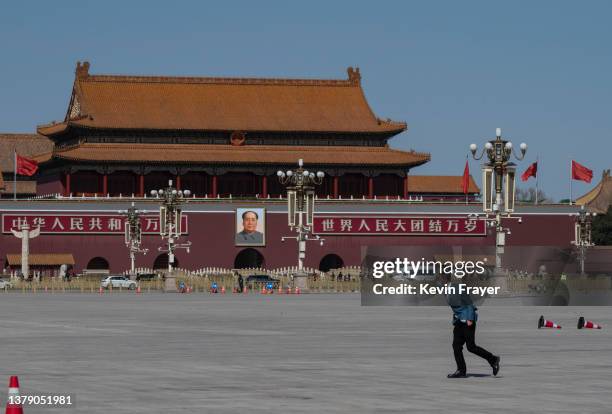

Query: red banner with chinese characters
[2,214,188,235]
[313,216,486,236]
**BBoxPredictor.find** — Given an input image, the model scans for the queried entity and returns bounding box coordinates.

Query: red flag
[16,154,39,176]
[462,160,470,194]
[521,162,538,182]
[571,160,593,183]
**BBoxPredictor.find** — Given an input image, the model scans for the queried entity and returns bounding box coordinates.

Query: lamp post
[470,128,527,270]
[277,159,325,289]
[120,202,149,278]
[572,206,595,276]
[150,180,191,291]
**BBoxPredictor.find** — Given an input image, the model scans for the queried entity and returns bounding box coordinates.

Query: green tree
[592,206,612,245]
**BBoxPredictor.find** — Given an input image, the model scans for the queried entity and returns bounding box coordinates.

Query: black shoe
[447,370,467,378]
[491,356,500,376]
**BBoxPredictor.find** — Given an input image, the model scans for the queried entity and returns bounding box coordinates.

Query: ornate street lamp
[572,206,596,276]
[150,180,191,291]
[277,159,325,289]
[470,128,527,270]
[119,202,149,278]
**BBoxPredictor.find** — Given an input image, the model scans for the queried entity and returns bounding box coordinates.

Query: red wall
[0,209,575,273]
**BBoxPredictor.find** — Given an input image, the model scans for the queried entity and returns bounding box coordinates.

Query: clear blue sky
[1,0,610,200]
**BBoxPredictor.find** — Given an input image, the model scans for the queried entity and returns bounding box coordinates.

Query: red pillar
[212,175,218,197]
[262,175,268,198]
[102,174,108,195]
[65,172,71,196]
[176,175,181,191]
[333,176,339,199]
[403,175,408,199]
[139,174,144,196]
[368,177,374,199]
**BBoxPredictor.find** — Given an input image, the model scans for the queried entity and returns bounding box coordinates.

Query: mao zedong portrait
[235,210,264,245]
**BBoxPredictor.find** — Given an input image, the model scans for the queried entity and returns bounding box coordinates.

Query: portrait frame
[235,207,266,246]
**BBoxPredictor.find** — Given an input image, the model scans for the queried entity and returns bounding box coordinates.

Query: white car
[0,279,13,289]
[100,276,137,290]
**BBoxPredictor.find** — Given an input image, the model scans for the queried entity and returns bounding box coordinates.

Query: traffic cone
[538,315,561,329]
[295,287,301,295]
[261,286,265,294]
[136,286,141,294]
[5,375,23,414]
[99,287,103,295]
[578,316,602,330]
[221,286,226,294]
[286,287,292,295]
[278,285,282,294]
[243,286,247,294]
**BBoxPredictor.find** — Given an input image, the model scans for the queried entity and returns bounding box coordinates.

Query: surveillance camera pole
[470,128,527,271]
[278,159,325,289]
[150,180,192,291]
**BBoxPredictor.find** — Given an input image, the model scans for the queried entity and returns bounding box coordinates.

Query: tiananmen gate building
[0,62,584,276]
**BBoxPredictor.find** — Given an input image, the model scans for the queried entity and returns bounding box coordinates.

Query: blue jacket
[447,282,478,324]
[450,304,478,325]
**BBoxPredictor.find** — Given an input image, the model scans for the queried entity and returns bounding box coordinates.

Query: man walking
[447,283,500,378]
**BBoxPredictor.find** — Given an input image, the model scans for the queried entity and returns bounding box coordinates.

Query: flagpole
[569,159,572,205]
[465,155,468,205]
[535,155,539,205]
[13,149,17,201]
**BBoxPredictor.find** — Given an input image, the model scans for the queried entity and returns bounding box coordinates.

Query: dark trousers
[452,322,495,373]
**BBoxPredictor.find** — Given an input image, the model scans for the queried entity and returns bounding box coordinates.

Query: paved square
[0,293,610,413]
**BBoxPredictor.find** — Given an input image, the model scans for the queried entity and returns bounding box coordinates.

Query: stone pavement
[0,293,610,413]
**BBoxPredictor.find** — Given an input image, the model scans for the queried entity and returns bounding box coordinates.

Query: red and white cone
[578,316,602,330]
[538,315,561,329]
[221,286,226,294]
[5,375,24,414]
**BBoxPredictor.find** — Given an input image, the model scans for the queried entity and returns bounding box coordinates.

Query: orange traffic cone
[99,286,103,295]
[578,317,602,329]
[221,286,226,294]
[295,287,301,295]
[136,286,141,294]
[286,287,292,295]
[243,286,247,294]
[278,285,282,294]
[5,376,23,414]
[538,315,561,329]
